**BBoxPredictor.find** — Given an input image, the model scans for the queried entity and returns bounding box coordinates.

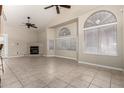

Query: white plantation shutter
[84,10,117,56]
[56,27,76,51]
[84,28,98,54]
[56,37,76,51]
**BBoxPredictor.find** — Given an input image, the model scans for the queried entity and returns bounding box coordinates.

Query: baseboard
[42,55,55,57]
[24,54,42,57]
[79,61,124,71]
[43,54,77,60]
[47,55,56,57]
[55,55,77,60]
[42,55,46,57]
[8,55,25,58]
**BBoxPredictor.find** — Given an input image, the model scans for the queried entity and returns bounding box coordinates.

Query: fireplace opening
[30,46,39,54]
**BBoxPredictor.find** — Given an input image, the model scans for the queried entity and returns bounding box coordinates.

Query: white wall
[46,28,55,56]
[38,29,47,56]
[4,25,39,57]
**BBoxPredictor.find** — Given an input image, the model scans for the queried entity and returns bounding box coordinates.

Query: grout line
[42,78,55,88]
[64,83,76,88]
[64,83,71,88]
[87,71,98,88]
[110,72,112,88]
[4,62,24,88]
[54,77,70,88]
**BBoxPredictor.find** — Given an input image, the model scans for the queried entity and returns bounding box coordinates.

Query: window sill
[83,52,118,57]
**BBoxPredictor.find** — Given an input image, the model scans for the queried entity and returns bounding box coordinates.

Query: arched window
[59,27,71,37]
[56,27,76,51]
[84,10,117,56]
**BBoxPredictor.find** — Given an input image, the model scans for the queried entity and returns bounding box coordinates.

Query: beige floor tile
[19,75,39,86]
[111,83,124,88]
[71,69,85,75]
[69,79,90,88]
[76,74,94,83]
[24,79,47,88]
[111,78,124,87]
[82,69,97,77]
[58,71,81,84]
[65,84,76,88]
[112,75,124,81]
[2,57,124,88]
[89,84,100,88]
[92,78,110,88]
[46,78,68,88]
[1,75,21,87]
[38,73,56,84]
[94,74,111,82]
[97,70,112,77]
[2,80,23,88]
[59,76,75,84]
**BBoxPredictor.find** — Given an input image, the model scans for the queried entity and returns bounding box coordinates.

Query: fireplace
[30,46,39,54]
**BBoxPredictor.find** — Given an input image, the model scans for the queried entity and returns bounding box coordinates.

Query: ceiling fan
[44,5,71,14]
[23,17,38,29]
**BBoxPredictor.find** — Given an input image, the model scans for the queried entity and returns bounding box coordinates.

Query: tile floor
[1,57,124,88]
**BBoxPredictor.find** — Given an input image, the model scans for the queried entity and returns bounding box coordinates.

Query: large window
[56,27,76,51]
[84,10,117,56]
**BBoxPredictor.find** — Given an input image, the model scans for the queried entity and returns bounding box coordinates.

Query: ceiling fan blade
[30,24,38,28]
[60,5,71,8]
[44,5,54,9]
[32,26,38,28]
[34,26,38,28]
[56,6,60,14]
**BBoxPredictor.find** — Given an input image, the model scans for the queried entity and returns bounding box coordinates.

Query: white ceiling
[3,5,99,31]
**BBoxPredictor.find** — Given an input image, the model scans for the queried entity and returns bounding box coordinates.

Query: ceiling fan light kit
[23,17,38,29]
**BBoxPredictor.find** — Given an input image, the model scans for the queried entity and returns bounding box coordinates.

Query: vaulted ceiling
[3,5,99,31]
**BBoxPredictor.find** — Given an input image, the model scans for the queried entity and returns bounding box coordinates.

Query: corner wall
[4,25,39,57]
[38,29,47,56]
